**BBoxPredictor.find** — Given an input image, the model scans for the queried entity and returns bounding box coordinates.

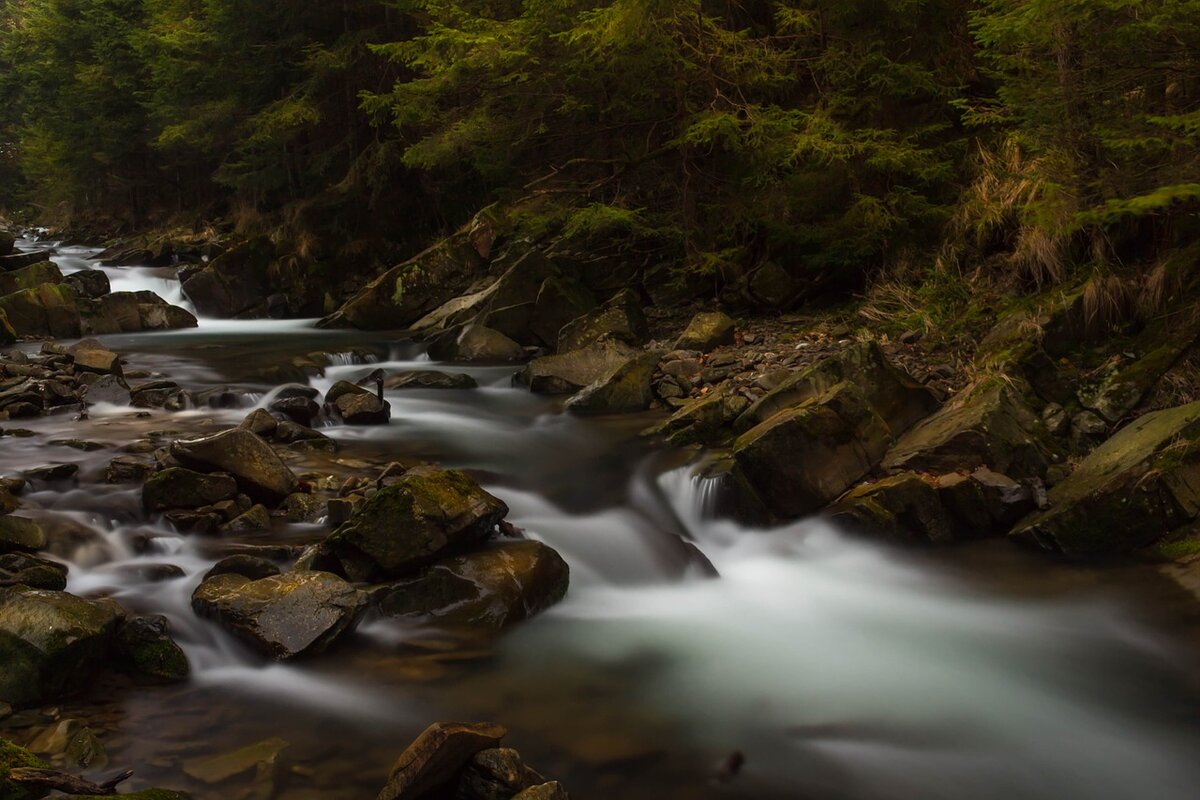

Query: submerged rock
[191,571,367,660]
[171,429,299,504]
[377,540,570,629]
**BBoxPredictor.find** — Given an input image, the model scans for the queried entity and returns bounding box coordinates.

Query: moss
[1,737,50,800]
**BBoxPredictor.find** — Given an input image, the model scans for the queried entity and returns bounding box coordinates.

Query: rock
[280,493,325,523]
[936,468,1035,534]
[732,382,895,518]
[384,371,478,391]
[530,275,597,347]
[105,456,153,483]
[0,588,123,707]
[179,238,273,318]
[518,339,640,395]
[644,385,751,446]
[457,748,544,800]
[748,262,795,307]
[320,466,508,581]
[0,308,14,345]
[241,408,278,437]
[84,374,132,406]
[171,429,300,504]
[735,341,939,436]
[164,510,223,535]
[191,571,367,659]
[69,343,122,376]
[268,396,319,426]
[0,553,67,590]
[204,555,281,583]
[333,390,391,425]
[674,311,735,352]
[0,230,14,256]
[113,615,189,684]
[25,463,79,482]
[63,270,110,299]
[182,737,289,784]
[377,540,569,629]
[882,379,1059,481]
[320,216,490,330]
[0,261,63,297]
[1042,402,1069,436]
[1011,401,1200,557]
[130,380,187,410]
[377,722,507,800]
[0,250,52,271]
[138,301,198,331]
[513,783,569,800]
[0,738,50,800]
[0,516,45,554]
[221,504,271,533]
[556,289,648,352]
[564,351,662,415]
[0,283,80,339]
[828,473,955,543]
[442,324,526,363]
[143,468,238,512]
[1070,410,1109,450]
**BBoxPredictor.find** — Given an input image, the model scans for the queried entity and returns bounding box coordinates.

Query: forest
[2,0,1199,307]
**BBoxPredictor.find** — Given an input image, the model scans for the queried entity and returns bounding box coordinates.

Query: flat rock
[171,429,299,504]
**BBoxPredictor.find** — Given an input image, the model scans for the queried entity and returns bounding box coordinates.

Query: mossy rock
[0,262,63,298]
[1012,400,1200,558]
[518,339,641,395]
[565,350,662,415]
[1,737,50,800]
[674,311,736,353]
[643,385,750,447]
[142,468,238,512]
[828,473,954,543]
[556,288,648,352]
[0,517,45,554]
[114,615,189,684]
[0,283,80,339]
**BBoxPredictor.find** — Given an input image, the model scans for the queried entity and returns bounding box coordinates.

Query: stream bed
[4,239,1200,800]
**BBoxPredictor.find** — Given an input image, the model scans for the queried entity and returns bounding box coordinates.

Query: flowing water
[4,239,1200,799]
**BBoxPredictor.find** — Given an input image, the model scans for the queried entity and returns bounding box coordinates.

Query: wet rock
[138,301,198,331]
[1011,400,1200,557]
[0,738,50,800]
[143,468,238,512]
[385,371,478,391]
[114,614,189,684]
[274,421,338,452]
[241,408,278,437]
[644,385,751,447]
[63,269,110,299]
[557,289,648,352]
[269,396,320,426]
[280,492,325,523]
[378,540,569,629]
[0,250,52,271]
[882,379,1059,481]
[732,382,894,519]
[0,261,63,297]
[0,516,44,554]
[171,429,300,504]
[377,722,507,800]
[439,324,526,363]
[564,351,662,415]
[518,339,640,395]
[182,736,289,784]
[674,311,736,353]
[84,374,132,406]
[130,380,187,411]
[111,562,185,583]
[828,473,955,543]
[179,238,273,318]
[935,468,1034,535]
[0,553,67,590]
[0,588,123,707]
[69,341,122,375]
[513,783,569,800]
[0,283,81,339]
[457,748,544,800]
[191,571,367,659]
[221,504,271,533]
[320,466,508,581]
[0,230,13,256]
[25,463,79,482]
[204,555,281,582]
[164,510,223,535]
[333,390,391,426]
[105,456,154,484]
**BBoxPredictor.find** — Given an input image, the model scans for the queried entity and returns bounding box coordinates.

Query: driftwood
[7,767,134,796]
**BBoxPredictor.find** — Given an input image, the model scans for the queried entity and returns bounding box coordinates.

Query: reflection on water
[3,237,1200,799]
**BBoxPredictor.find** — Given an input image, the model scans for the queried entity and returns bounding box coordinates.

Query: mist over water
[5,236,1200,799]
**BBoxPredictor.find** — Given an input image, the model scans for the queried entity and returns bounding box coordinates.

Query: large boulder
[191,571,367,660]
[377,540,570,629]
[731,382,895,519]
[171,429,299,504]
[63,269,111,299]
[179,238,273,318]
[142,468,238,512]
[0,588,123,707]
[377,722,508,800]
[0,261,63,297]
[325,382,391,426]
[113,614,190,684]
[674,311,736,352]
[643,385,751,446]
[435,324,526,363]
[1011,401,1200,557]
[530,275,597,348]
[556,289,648,352]
[0,284,80,339]
[318,467,508,581]
[0,250,52,272]
[518,339,640,395]
[564,351,662,415]
[882,379,1059,481]
[734,341,939,436]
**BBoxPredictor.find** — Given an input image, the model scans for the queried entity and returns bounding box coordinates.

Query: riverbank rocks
[645,385,751,446]
[564,350,662,415]
[377,722,507,800]
[377,540,569,629]
[0,261,62,297]
[434,324,526,363]
[0,284,80,339]
[385,371,478,391]
[1011,401,1200,557]
[557,289,648,352]
[63,269,110,299]
[179,237,273,318]
[191,571,367,659]
[171,429,299,504]
[0,588,123,707]
[882,378,1059,481]
[674,311,736,352]
[518,339,640,395]
[317,467,508,581]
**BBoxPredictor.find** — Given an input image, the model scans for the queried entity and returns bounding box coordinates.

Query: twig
[7,767,134,796]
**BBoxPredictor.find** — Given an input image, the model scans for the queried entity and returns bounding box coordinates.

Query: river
[4,238,1200,800]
